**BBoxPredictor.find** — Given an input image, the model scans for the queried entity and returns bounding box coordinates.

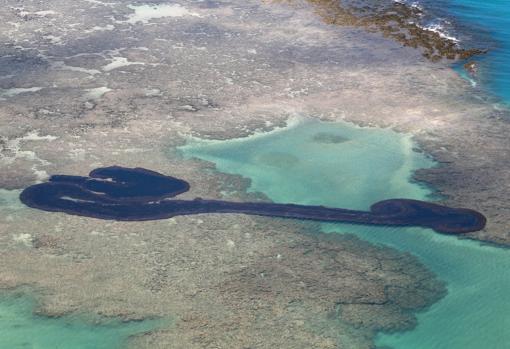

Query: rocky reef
[285,0,487,61]
[0,199,445,349]
[0,0,508,347]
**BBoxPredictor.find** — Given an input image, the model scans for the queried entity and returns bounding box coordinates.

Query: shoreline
[278,0,487,61]
[297,0,510,245]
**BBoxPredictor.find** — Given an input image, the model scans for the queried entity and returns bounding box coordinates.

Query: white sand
[102,57,144,71]
[83,86,112,100]
[125,4,200,24]
[0,87,43,99]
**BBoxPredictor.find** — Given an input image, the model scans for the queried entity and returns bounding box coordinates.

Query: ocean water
[449,0,510,103]
[420,0,510,104]
[180,118,510,349]
[0,292,162,349]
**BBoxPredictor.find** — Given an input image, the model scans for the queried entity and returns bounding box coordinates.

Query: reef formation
[19,166,486,235]
[300,0,488,61]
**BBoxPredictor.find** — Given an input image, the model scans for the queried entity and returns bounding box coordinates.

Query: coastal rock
[464,61,478,75]
[282,0,487,61]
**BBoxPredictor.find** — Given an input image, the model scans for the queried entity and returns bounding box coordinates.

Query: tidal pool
[0,292,162,349]
[180,117,510,349]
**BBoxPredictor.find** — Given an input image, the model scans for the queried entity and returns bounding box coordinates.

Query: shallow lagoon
[0,292,162,349]
[181,117,510,349]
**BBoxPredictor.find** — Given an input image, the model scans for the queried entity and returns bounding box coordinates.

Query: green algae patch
[0,291,164,349]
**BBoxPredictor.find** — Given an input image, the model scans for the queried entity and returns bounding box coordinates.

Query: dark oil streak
[19,166,486,235]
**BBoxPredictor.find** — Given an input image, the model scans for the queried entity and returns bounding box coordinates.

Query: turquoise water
[427,0,510,104]
[0,292,162,349]
[449,0,510,103]
[180,118,510,349]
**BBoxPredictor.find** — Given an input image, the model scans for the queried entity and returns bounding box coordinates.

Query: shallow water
[180,118,510,349]
[0,292,161,349]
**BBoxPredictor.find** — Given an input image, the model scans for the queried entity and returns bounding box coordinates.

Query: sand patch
[125,4,200,24]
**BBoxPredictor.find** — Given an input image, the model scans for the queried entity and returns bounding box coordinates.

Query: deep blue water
[422,0,510,104]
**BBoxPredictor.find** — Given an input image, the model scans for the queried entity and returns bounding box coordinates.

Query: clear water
[451,0,510,104]
[0,292,162,349]
[426,0,510,104]
[180,118,510,349]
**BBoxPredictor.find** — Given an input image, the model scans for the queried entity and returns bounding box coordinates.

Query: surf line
[19,166,486,234]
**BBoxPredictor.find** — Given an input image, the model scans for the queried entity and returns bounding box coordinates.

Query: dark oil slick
[19,166,486,235]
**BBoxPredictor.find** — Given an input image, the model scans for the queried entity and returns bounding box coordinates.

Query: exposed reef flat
[178,117,510,349]
[0,0,508,347]
[1,0,507,246]
[20,166,486,234]
[0,202,445,348]
[276,0,486,61]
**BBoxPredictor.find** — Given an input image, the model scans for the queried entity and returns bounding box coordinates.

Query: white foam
[125,4,200,24]
[393,0,423,10]
[422,23,459,43]
[393,1,459,42]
